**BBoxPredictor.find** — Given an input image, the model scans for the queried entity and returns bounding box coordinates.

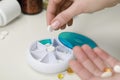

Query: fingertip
[73,46,81,51]
[93,47,102,51]
[93,47,105,55]
[73,46,85,61]
[81,44,91,50]
[51,20,61,30]
[73,46,82,55]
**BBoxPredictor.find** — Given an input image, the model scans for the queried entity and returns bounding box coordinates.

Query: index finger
[46,0,62,25]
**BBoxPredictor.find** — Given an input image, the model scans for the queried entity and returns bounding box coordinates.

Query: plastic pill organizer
[27,32,97,74]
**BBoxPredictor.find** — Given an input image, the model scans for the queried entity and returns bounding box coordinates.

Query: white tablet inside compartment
[28,38,74,74]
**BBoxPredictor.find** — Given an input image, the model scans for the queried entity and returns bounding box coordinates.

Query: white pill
[47,25,54,32]
[101,72,112,78]
[1,30,9,36]
[0,35,5,40]
[113,65,120,73]
[45,43,51,47]
[47,45,55,52]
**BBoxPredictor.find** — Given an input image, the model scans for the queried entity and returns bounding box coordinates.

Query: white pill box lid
[27,32,97,74]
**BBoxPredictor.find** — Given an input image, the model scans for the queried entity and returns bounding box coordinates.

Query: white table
[0,4,120,80]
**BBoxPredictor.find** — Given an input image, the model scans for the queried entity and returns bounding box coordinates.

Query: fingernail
[51,20,60,29]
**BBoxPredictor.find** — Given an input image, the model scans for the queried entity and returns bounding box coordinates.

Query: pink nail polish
[51,21,60,29]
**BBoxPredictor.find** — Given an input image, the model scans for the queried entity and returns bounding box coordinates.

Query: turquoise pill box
[27,32,97,74]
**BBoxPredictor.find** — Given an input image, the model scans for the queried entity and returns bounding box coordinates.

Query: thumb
[50,1,83,30]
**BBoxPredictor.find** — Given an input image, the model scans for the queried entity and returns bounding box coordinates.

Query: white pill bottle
[0,0,21,26]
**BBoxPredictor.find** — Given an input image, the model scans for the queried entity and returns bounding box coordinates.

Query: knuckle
[52,0,62,4]
[59,12,72,23]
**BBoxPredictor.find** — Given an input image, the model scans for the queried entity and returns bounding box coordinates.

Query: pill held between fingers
[113,65,120,73]
[101,72,112,78]
[47,25,54,32]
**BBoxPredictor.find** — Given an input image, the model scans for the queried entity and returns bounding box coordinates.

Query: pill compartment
[27,32,97,74]
[31,38,73,63]
[28,38,73,74]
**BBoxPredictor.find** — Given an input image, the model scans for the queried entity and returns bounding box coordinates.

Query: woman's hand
[69,45,120,80]
[47,0,120,30]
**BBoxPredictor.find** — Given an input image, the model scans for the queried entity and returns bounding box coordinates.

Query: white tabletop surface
[0,4,120,80]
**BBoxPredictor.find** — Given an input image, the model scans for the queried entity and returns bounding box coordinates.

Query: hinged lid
[58,32,97,49]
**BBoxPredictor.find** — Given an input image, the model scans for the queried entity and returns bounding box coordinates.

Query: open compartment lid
[58,32,97,49]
